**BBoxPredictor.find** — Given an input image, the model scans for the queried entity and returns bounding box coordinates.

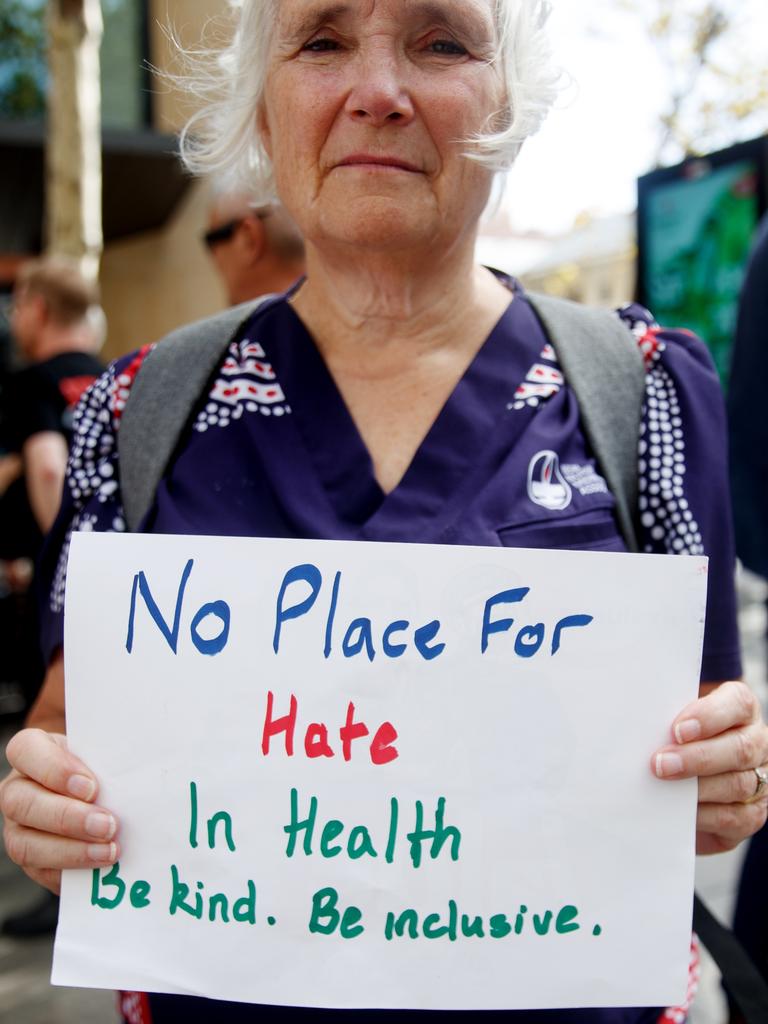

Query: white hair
[178,0,560,204]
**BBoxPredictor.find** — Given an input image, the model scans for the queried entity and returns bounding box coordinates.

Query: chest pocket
[497,511,627,553]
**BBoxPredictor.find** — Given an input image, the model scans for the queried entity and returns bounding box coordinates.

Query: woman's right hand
[1,729,119,894]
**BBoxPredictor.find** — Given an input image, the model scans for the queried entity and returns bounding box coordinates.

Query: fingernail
[656,752,684,778]
[85,813,116,840]
[88,842,116,863]
[675,719,701,744]
[68,774,96,801]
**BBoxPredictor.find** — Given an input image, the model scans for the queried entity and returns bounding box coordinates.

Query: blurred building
[0,0,230,360]
[520,213,637,307]
[477,213,637,309]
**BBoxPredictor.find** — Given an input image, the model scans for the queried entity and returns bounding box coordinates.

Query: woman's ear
[241,215,266,264]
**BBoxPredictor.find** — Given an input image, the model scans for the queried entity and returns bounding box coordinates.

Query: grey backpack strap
[118,296,273,531]
[526,292,646,552]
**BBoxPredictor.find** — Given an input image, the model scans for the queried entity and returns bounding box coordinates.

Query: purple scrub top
[39,276,740,1024]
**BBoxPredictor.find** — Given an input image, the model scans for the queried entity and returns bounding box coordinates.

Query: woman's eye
[426,38,468,56]
[302,37,341,53]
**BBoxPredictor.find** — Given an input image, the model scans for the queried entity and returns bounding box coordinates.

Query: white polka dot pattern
[50,362,131,613]
[638,349,704,556]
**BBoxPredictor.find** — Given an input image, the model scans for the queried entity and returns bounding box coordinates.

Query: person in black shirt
[1,257,104,938]
[5,257,105,535]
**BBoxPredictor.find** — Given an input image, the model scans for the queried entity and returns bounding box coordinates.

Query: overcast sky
[502,0,766,234]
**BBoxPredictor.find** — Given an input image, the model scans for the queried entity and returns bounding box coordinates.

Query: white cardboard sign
[54,532,706,1010]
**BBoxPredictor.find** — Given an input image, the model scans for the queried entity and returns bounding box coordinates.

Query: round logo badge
[527,450,572,511]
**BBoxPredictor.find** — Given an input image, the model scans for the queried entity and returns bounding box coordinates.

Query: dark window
[0,0,150,129]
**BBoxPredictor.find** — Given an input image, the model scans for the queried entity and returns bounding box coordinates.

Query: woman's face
[260,0,503,254]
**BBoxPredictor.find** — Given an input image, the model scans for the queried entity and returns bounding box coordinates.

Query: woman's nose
[344,48,415,126]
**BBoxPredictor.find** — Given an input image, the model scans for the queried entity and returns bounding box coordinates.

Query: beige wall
[99,0,232,360]
[149,0,231,134]
[100,180,226,361]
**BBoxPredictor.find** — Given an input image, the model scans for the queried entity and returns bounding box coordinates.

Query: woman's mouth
[336,155,422,173]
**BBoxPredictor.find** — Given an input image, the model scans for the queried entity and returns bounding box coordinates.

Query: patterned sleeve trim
[49,344,154,614]
[192,336,290,433]
[616,304,704,557]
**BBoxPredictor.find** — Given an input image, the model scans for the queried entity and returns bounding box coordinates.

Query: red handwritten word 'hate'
[261,691,398,766]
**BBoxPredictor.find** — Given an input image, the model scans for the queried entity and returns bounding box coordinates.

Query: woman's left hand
[653,680,768,854]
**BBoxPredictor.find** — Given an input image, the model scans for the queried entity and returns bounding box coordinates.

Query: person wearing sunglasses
[204,190,305,306]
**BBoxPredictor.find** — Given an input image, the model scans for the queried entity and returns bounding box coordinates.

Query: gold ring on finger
[744,766,768,804]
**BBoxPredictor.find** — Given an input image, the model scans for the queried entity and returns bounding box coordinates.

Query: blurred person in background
[0,433,37,723]
[0,305,33,720]
[204,190,305,304]
[727,213,768,1020]
[0,256,104,939]
[5,258,105,537]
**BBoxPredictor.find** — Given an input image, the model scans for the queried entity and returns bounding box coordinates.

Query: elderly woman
[2,1,767,1022]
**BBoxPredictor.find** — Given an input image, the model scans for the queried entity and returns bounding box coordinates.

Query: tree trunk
[45,0,103,281]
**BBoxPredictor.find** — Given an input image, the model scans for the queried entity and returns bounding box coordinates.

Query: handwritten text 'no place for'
[121,558,594,766]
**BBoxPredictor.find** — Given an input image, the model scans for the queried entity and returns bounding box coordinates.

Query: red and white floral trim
[658,934,701,1024]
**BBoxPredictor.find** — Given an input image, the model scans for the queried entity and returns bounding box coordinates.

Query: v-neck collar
[254,276,546,539]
